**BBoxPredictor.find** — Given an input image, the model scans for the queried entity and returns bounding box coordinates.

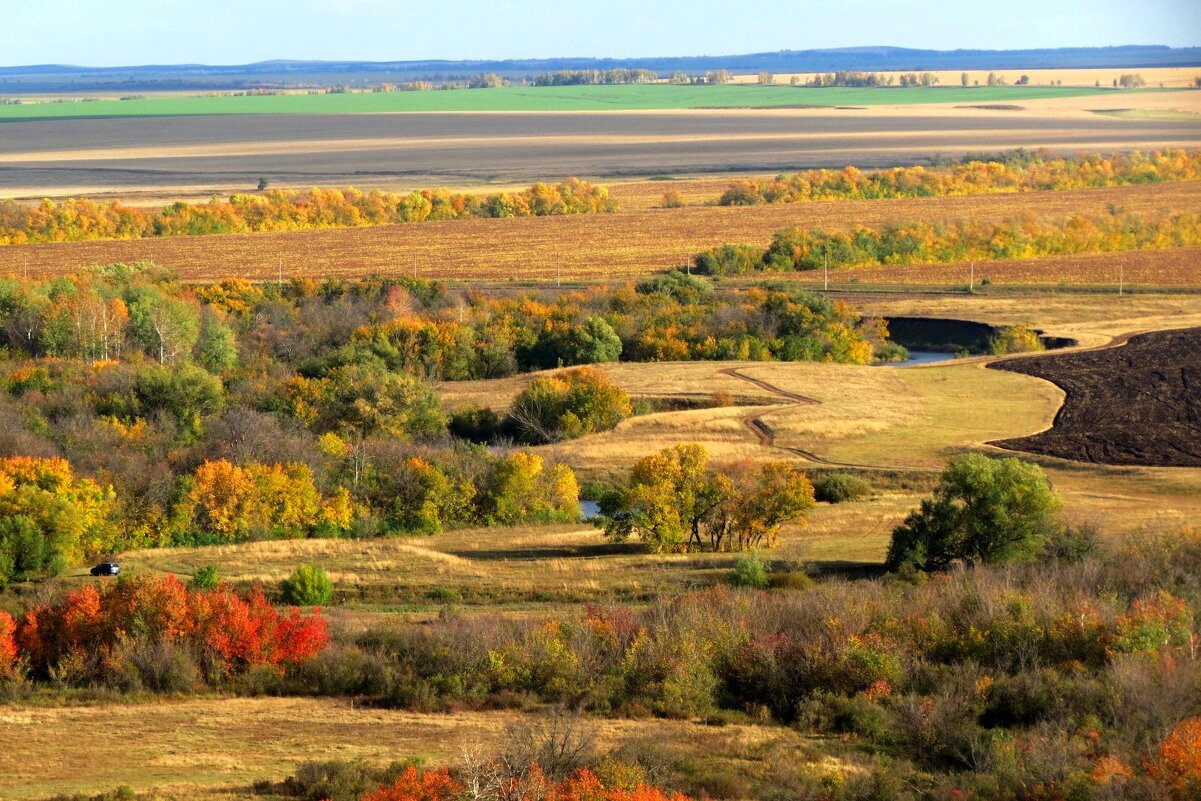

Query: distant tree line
[799,71,938,87]
[717,148,1201,206]
[0,179,614,245]
[531,68,659,86]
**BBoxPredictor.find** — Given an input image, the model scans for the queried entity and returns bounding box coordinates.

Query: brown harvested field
[3,181,1199,284]
[2,103,1199,199]
[0,697,818,800]
[784,246,1201,288]
[990,327,1201,466]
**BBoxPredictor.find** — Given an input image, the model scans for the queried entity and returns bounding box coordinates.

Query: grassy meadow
[0,84,1123,120]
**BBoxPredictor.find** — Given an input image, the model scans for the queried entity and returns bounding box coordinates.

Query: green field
[0,83,1122,119]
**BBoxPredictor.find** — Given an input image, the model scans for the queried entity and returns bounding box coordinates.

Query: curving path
[717,366,909,471]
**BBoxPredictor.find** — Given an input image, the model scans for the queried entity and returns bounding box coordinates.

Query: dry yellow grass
[0,697,818,800]
[2,181,1197,284]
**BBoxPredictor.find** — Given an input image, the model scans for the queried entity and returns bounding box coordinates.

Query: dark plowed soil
[989,328,1201,467]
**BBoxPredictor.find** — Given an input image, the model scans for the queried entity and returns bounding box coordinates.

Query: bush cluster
[692,210,1201,275]
[0,575,327,689]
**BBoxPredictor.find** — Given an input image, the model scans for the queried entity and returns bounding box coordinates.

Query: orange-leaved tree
[1146,717,1201,798]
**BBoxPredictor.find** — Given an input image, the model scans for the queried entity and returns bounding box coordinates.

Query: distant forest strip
[692,210,1201,274]
[717,149,1201,206]
[0,178,614,246]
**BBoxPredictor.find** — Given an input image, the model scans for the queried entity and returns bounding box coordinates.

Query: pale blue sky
[3,0,1199,67]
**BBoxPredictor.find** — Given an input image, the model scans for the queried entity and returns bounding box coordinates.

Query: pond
[883,350,961,367]
[579,500,601,521]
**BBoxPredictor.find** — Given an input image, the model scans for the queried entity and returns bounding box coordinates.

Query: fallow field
[3,180,1199,287]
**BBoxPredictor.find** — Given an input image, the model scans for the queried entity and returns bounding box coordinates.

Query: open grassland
[0,697,819,800]
[0,84,1120,120]
[4,181,1199,286]
[2,95,1198,199]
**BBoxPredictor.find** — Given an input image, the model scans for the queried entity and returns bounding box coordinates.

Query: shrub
[812,472,873,503]
[661,189,685,208]
[282,563,333,606]
[730,551,771,588]
[190,564,220,589]
[989,323,1045,355]
[282,759,421,801]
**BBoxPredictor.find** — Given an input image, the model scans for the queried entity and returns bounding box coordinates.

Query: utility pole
[277,256,283,288]
[23,256,28,280]
[556,262,561,287]
[969,261,974,293]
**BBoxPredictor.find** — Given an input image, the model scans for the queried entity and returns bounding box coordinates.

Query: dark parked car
[90,562,120,576]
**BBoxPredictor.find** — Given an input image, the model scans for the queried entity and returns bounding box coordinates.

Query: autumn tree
[509,367,631,444]
[174,460,325,543]
[1146,717,1201,798]
[481,452,580,525]
[601,445,814,552]
[0,456,117,571]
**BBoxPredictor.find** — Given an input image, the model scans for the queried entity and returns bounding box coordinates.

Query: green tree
[195,310,239,373]
[315,365,445,439]
[886,454,1062,571]
[281,563,333,606]
[190,564,220,589]
[125,284,200,365]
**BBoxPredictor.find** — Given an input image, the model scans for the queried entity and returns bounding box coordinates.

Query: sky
[3,0,1199,67]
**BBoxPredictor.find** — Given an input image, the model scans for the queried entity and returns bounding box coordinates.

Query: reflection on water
[883,350,960,368]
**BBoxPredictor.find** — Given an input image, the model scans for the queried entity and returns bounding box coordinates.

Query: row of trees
[693,210,1201,274]
[0,178,614,245]
[717,148,1201,205]
[531,69,658,86]
[801,71,938,87]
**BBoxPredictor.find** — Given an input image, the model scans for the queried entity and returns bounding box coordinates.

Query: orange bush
[1146,717,1201,797]
[0,611,16,669]
[360,767,462,801]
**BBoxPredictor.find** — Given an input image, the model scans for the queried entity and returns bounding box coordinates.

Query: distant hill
[1,45,1199,93]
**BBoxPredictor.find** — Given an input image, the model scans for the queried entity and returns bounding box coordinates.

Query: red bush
[14,575,328,680]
